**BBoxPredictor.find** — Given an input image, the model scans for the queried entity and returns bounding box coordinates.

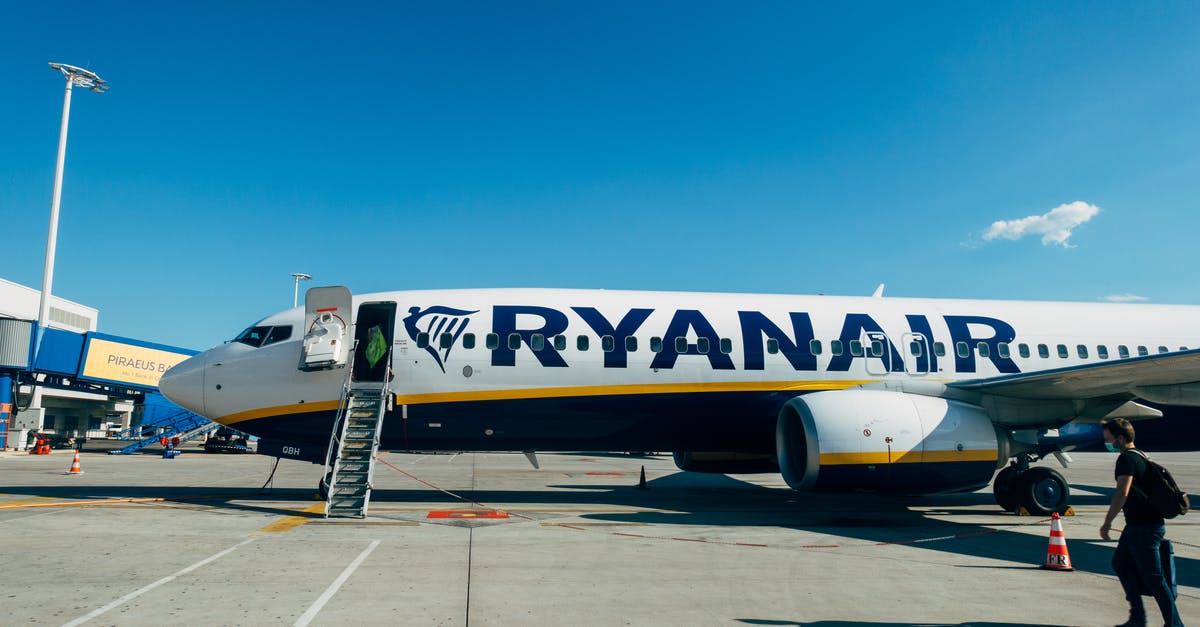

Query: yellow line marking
[257,503,326,533]
[0,497,170,510]
[818,450,998,465]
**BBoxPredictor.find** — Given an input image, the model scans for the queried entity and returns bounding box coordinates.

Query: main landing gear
[992,454,1071,515]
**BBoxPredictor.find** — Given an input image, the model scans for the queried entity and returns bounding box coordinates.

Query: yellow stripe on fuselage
[216,379,871,425]
[819,449,998,466]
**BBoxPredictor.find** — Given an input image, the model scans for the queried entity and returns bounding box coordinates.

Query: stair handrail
[321,340,359,492]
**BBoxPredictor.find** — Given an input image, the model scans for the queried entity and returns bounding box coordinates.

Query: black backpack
[1128,449,1190,519]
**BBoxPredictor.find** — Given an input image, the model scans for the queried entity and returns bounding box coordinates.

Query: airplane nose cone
[159,353,206,415]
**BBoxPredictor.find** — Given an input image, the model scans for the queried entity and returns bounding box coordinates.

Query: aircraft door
[902,332,930,375]
[352,302,397,383]
[863,331,892,376]
[299,287,353,371]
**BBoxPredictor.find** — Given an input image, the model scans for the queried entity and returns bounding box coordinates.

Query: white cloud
[1102,294,1149,303]
[982,201,1101,248]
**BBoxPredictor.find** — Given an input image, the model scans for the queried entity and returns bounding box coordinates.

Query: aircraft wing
[950,348,1200,405]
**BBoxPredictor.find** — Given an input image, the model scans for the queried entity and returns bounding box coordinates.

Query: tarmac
[0,444,1196,626]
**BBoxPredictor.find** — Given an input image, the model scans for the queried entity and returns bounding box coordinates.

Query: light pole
[292,273,312,307]
[37,63,107,343]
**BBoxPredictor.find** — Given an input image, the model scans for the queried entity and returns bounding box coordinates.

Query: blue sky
[2,2,1198,351]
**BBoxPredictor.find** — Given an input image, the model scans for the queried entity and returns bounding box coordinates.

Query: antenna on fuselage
[872,283,885,298]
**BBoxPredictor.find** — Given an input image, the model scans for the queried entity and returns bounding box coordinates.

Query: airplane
[158,286,1200,514]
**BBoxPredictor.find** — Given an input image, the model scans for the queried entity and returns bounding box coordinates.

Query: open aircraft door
[351,302,397,383]
[299,287,353,371]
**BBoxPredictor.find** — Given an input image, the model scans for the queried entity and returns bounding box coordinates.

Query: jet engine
[776,390,1000,494]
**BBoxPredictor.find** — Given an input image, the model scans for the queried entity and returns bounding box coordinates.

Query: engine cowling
[776,390,1000,494]
[672,452,780,474]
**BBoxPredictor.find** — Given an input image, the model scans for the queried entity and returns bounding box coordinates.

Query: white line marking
[61,538,255,627]
[294,539,381,627]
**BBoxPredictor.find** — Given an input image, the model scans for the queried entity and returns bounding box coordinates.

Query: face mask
[1105,442,1120,453]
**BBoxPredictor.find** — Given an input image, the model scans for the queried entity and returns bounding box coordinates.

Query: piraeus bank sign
[80,335,196,389]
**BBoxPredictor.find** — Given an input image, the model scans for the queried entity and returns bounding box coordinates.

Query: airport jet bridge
[0,319,206,451]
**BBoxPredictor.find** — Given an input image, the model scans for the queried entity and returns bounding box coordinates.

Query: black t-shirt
[1115,449,1165,525]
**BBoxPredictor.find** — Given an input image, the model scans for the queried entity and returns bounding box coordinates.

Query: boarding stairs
[323,351,390,518]
[108,410,213,455]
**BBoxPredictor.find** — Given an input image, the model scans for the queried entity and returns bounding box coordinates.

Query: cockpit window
[263,325,293,346]
[233,326,271,347]
[233,325,293,348]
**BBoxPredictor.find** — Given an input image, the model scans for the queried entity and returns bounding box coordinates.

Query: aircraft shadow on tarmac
[0,484,325,519]
[734,622,1061,626]
[7,466,1195,591]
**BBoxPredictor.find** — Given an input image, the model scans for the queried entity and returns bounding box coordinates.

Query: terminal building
[0,276,195,450]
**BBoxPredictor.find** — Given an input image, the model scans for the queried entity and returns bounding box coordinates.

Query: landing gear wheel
[1018,466,1070,516]
[317,471,332,500]
[993,465,1020,512]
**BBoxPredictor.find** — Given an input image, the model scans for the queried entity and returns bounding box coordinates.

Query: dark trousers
[1113,522,1184,626]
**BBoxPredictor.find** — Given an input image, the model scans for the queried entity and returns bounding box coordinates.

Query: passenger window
[1038,344,1049,358]
[1076,344,1088,359]
[997,343,1010,359]
[830,340,843,356]
[1137,346,1148,356]
[625,336,638,352]
[675,337,688,353]
[1158,346,1169,354]
[530,334,545,351]
[870,340,883,358]
[650,337,663,353]
[553,335,566,351]
[720,338,732,354]
[1118,345,1129,358]
[933,342,945,357]
[577,335,589,351]
[956,341,969,358]
[977,342,990,358]
[766,338,780,354]
[810,339,823,356]
[439,333,454,349]
[486,333,499,350]
[1097,345,1108,359]
[850,340,864,357]
[697,337,710,354]
[417,332,430,349]
[508,333,522,350]
[909,341,922,357]
[601,335,615,352]
[1056,344,1068,358]
[1018,343,1030,358]
[463,333,476,350]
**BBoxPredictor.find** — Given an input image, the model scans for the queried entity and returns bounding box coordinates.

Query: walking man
[1100,418,1184,627]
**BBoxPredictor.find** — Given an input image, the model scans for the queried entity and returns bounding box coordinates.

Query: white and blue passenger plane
[158,286,1200,514]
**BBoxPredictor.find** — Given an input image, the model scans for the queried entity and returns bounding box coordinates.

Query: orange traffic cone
[66,451,83,475]
[1040,512,1073,571]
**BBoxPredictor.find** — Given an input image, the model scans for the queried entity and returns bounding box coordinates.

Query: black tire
[1018,466,1071,515]
[993,465,1020,512]
[317,472,331,499]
